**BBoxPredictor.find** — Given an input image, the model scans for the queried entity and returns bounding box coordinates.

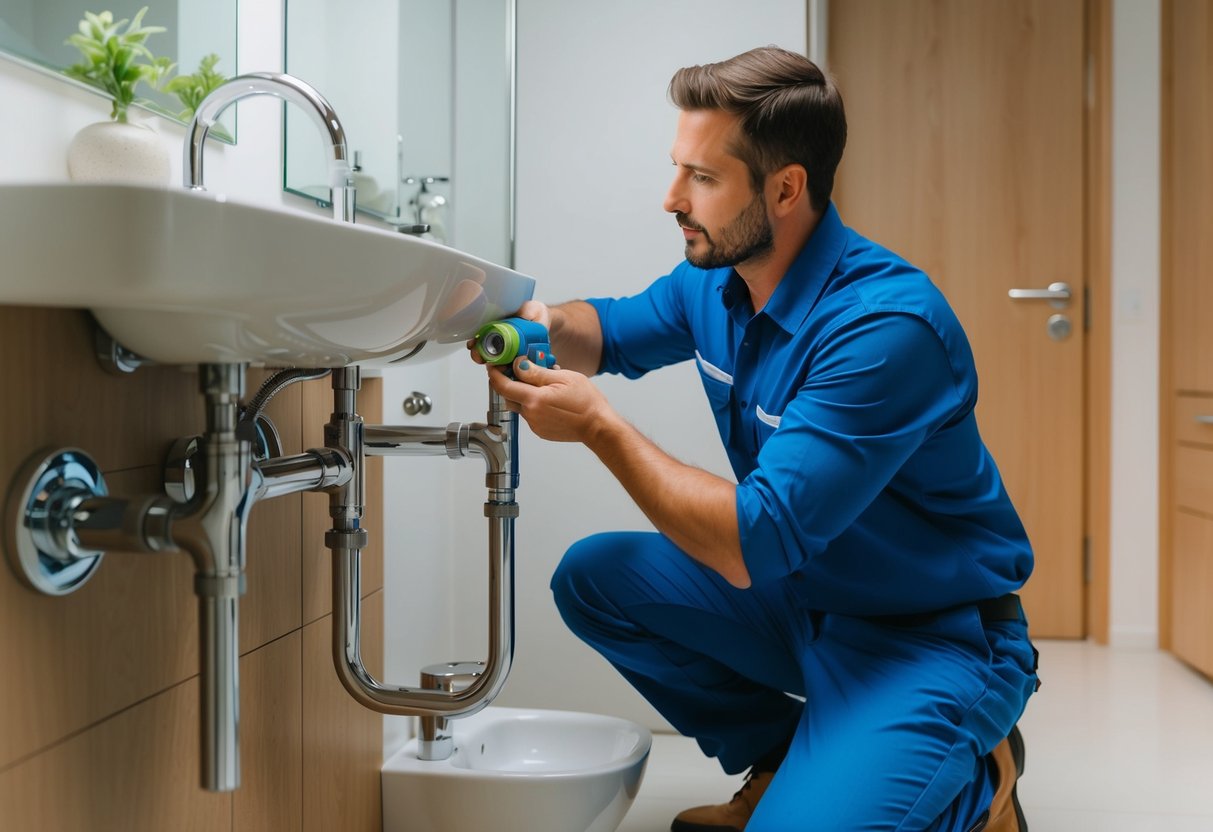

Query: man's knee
[550,533,619,628]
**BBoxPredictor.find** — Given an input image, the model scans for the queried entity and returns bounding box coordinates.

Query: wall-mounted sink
[0,183,535,367]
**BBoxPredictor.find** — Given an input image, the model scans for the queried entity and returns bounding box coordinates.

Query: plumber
[477,46,1039,832]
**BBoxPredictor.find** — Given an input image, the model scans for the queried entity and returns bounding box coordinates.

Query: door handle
[1008,281,1072,308]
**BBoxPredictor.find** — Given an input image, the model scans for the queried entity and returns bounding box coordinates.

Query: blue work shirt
[584,203,1032,616]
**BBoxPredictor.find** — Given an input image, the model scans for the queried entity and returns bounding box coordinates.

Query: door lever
[1008,281,1072,308]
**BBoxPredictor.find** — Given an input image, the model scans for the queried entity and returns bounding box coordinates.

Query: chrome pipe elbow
[324,376,518,723]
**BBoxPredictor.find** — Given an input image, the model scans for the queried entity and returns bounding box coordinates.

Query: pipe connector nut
[194,573,247,598]
[325,528,369,550]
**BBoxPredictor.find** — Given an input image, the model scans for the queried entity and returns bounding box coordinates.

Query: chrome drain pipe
[326,367,516,719]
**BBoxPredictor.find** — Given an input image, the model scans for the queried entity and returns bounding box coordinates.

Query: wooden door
[1162,0,1213,671]
[830,0,1087,636]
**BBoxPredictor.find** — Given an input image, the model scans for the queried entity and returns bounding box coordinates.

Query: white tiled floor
[617,639,1213,831]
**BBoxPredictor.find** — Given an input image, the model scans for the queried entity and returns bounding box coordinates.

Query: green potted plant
[163,53,227,121]
[63,7,174,185]
[164,52,231,141]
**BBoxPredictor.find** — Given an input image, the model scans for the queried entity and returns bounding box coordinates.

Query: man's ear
[769,164,808,218]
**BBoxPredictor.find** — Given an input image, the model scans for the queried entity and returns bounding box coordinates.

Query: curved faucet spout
[184,72,355,222]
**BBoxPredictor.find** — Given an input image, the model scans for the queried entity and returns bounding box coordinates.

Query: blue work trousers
[550,532,1039,831]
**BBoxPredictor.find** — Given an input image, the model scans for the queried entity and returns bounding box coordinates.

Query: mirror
[284,0,514,266]
[0,0,238,135]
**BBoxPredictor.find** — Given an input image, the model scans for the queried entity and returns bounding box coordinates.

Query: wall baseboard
[1109,626,1160,650]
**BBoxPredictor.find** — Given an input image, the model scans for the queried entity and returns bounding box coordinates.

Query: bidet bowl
[382,706,652,832]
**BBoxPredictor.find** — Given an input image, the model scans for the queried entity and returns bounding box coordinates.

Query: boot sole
[1008,725,1028,831]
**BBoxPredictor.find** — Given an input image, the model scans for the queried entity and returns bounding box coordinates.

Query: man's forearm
[586,414,751,588]
[549,301,604,376]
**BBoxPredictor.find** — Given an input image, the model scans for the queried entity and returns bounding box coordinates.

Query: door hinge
[1083,535,1092,585]
[1083,284,1091,333]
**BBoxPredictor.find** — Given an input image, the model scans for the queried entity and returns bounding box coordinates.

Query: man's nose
[663,175,688,214]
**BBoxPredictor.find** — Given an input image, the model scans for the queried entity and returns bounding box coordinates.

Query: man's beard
[678,193,774,269]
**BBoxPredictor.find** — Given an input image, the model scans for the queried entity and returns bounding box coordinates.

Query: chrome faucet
[184,72,356,223]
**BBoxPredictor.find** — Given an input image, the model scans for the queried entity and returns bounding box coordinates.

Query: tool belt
[864,593,1024,628]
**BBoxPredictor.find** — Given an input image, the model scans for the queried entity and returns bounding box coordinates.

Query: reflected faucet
[184,72,356,223]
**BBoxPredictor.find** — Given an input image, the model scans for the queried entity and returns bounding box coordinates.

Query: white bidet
[382,706,652,832]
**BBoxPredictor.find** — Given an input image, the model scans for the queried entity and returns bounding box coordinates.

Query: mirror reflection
[284,0,514,266]
[0,0,237,134]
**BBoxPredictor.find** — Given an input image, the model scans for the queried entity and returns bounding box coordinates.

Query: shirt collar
[720,201,848,334]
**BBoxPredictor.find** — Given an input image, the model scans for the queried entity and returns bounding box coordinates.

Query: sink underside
[0,184,535,367]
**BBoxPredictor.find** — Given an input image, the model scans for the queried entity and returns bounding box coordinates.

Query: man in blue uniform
[481,46,1039,831]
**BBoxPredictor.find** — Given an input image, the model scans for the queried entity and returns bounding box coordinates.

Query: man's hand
[488,358,617,443]
[490,347,749,588]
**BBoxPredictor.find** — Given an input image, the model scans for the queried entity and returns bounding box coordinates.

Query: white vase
[66,120,171,187]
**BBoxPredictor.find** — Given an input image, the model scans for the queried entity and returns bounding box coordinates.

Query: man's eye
[692,173,713,184]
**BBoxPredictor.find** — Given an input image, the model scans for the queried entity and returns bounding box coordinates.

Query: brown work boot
[670,768,775,832]
[979,725,1028,831]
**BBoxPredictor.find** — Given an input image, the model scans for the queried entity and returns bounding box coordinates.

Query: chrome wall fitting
[402,390,433,416]
[6,448,108,595]
[94,325,153,375]
[164,414,282,505]
[164,436,199,504]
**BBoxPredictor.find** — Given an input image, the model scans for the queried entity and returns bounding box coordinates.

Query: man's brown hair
[668,46,846,212]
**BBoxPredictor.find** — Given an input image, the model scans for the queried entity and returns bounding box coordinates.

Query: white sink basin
[0,183,535,367]
[382,707,652,832]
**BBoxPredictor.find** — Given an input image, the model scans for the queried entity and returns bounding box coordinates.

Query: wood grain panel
[1,466,199,769]
[1167,0,1213,394]
[302,591,383,832]
[0,308,203,474]
[302,376,384,624]
[235,632,303,832]
[0,307,210,766]
[0,675,231,830]
[1174,445,1213,516]
[1171,510,1213,678]
[1164,0,1213,657]
[1174,395,1213,448]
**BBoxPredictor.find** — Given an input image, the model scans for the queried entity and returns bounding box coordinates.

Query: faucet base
[5,448,107,595]
[418,661,485,761]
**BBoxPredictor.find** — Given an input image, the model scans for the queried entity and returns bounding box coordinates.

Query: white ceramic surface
[0,183,534,366]
[382,707,652,832]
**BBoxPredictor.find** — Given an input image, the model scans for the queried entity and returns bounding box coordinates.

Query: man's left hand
[488,358,617,444]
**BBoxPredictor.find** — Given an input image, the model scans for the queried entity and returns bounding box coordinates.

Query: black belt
[864,593,1023,628]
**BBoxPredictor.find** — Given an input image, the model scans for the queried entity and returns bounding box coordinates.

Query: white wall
[1109,0,1160,649]
[444,0,807,731]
